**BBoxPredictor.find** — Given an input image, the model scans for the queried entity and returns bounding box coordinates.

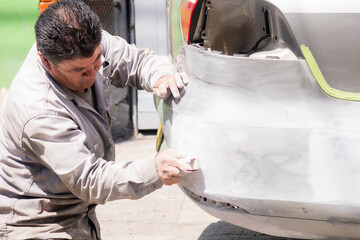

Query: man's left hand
[153,72,189,99]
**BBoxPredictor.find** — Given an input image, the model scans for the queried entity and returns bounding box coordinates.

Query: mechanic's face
[39,45,102,93]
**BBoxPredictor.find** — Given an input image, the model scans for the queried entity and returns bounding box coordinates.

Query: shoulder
[2,65,74,146]
[100,30,129,57]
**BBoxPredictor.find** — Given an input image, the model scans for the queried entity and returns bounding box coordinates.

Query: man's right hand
[155,149,192,185]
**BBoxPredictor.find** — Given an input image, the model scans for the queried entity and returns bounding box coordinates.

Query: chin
[82,79,95,89]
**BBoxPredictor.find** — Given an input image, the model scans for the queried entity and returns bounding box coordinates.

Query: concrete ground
[96,133,218,240]
[96,133,296,240]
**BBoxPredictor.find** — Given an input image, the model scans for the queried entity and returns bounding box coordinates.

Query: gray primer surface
[156,44,360,239]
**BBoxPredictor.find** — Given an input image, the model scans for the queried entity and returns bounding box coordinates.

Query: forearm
[72,156,163,204]
[22,114,162,204]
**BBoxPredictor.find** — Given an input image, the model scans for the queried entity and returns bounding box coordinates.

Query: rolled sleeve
[21,114,162,204]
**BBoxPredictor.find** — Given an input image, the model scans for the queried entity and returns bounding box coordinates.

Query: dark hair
[35,0,102,65]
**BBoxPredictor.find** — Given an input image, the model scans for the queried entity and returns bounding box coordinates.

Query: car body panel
[157,0,360,238]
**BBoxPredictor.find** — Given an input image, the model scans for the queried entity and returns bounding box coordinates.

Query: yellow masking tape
[301,45,360,101]
[155,123,163,153]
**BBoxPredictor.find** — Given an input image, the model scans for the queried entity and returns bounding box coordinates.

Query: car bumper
[155,43,360,239]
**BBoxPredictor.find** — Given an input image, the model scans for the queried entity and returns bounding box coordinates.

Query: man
[0,0,192,239]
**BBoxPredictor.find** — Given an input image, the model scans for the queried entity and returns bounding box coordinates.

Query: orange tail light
[39,0,58,14]
[180,0,199,43]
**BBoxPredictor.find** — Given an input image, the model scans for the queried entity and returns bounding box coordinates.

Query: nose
[82,66,99,79]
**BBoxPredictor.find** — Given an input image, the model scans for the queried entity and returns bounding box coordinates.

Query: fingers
[175,73,184,88]
[180,72,189,85]
[153,72,190,99]
[158,149,195,172]
[153,82,170,99]
[168,78,181,99]
[164,148,187,158]
[155,149,190,186]
[162,167,182,186]
[158,82,170,98]
[162,174,182,186]
[153,88,161,98]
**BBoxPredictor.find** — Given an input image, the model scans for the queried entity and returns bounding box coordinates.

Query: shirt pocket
[86,129,105,159]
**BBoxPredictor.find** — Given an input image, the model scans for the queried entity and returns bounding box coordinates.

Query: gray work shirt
[0,31,175,239]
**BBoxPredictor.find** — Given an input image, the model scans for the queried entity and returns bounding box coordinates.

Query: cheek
[95,61,102,71]
[55,69,72,82]
[65,72,83,85]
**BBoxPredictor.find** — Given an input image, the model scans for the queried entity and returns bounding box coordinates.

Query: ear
[38,51,51,71]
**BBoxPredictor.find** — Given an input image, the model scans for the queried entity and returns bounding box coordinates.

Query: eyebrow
[71,53,101,72]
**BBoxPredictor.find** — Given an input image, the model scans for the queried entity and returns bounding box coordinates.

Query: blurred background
[0,0,168,139]
[0,0,38,90]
